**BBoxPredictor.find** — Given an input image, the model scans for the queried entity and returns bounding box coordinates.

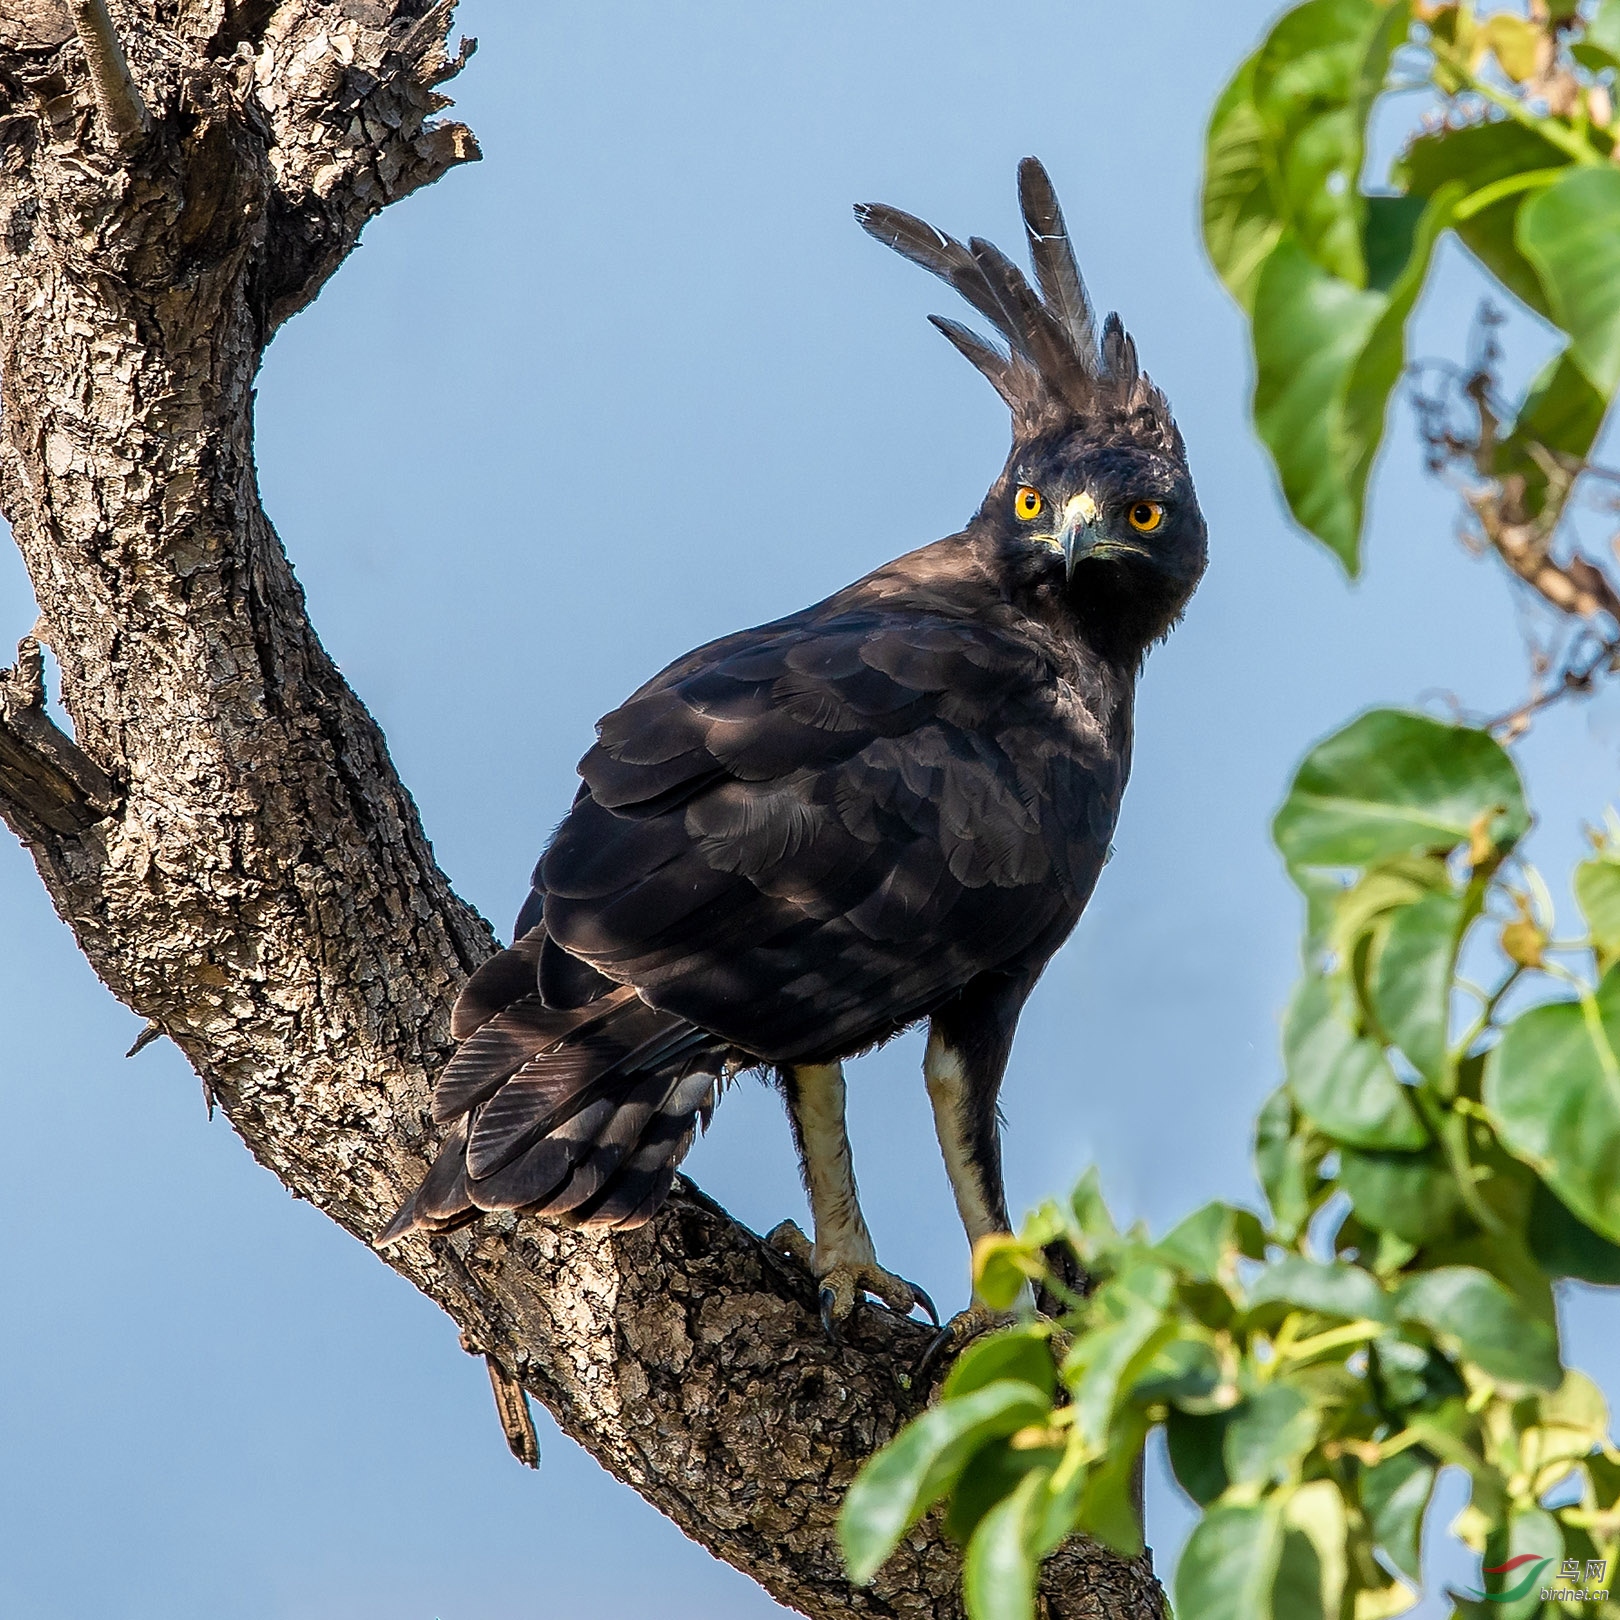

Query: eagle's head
[857,157,1206,662]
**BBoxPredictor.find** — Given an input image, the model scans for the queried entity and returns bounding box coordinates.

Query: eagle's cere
[381,159,1206,1338]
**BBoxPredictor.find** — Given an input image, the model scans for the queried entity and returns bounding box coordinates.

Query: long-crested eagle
[381,158,1206,1340]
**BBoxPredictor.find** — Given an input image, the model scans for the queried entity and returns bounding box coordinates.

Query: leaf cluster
[842,709,1620,1619]
[839,8,1620,1613]
[1204,0,1620,570]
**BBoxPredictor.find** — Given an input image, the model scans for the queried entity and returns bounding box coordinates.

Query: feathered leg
[918,973,1030,1376]
[768,1062,935,1340]
[923,1027,1013,1249]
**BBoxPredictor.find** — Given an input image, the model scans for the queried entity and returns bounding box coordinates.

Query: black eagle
[381,159,1206,1336]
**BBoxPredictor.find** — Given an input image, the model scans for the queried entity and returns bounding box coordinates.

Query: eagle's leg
[917,977,1027,1376]
[922,1026,1013,1249]
[768,1061,935,1340]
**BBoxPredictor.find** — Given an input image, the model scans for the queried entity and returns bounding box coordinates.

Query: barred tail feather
[378,929,729,1246]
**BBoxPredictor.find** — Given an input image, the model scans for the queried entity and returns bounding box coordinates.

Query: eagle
[381,158,1206,1343]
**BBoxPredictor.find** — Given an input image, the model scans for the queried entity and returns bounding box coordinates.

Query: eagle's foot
[917,1303,1009,1384]
[765,1220,938,1343]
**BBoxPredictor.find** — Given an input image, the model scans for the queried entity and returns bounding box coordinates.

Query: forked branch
[0,635,119,840]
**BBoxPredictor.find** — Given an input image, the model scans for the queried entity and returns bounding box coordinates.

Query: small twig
[66,0,151,152]
[1487,630,1620,739]
[125,1020,162,1058]
[460,1335,540,1468]
[1408,308,1620,735]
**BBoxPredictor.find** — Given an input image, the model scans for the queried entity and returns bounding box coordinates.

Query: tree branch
[64,0,148,149]
[0,7,1163,1616]
[1411,319,1620,735]
[0,633,119,839]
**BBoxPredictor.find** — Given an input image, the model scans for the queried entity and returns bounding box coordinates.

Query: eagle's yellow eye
[1014,486,1043,521]
[1127,500,1164,534]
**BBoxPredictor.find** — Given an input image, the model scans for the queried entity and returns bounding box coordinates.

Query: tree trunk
[0,6,1164,1616]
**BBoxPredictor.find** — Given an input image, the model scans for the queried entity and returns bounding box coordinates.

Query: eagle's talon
[825,1260,930,1330]
[912,1283,940,1330]
[917,1304,1006,1384]
[768,1221,931,1335]
[819,1286,843,1343]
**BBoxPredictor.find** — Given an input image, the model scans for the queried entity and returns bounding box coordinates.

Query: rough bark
[0,7,1165,1617]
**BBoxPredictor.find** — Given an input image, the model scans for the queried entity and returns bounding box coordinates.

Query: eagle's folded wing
[540,606,1122,1065]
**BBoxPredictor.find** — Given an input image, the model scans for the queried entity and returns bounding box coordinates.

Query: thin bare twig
[1486,629,1620,739]
[1409,303,1620,735]
[66,0,150,151]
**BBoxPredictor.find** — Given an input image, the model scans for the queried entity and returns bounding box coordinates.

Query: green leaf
[1250,181,1456,569]
[1369,1333,1466,1409]
[1064,1265,1176,1452]
[1224,1383,1320,1487]
[1072,1407,1150,1557]
[1362,193,1428,293]
[1206,1,1411,307]
[1248,1254,1391,1323]
[1527,1176,1620,1284]
[962,1464,1047,1620]
[1175,1500,1286,1620]
[1538,1366,1609,1441]
[1336,179,1461,536]
[1520,1370,1611,1488]
[1360,1449,1436,1583]
[1340,1144,1466,1245]
[1370,887,1467,1082]
[1157,1201,1268,1280]
[1167,1408,1235,1508]
[945,1326,1058,1404]
[1130,1336,1224,1408]
[1395,120,1570,316]
[1248,0,1400,285]
[1283,1481,1348,1620]
[1584,0,1620,67]
[1486,963,1620,1246]
[1255,1086,1321,1240]
[1323,855,1449,969]
[1069,1167,1120,1247]
[1274,709,1529,869]
[943,1439,1062,1550]
[1519,166,1620,398]
[1475,1507,1563,1620]
[1496,348,1610,520]
[1203,53,1286,312]
[1395,1266,1562,1390]
[1575,853,1620,970]
[1292,863,1350,964]
[1271,1529,1326,1620]
[1285,973,1429,1151]
[1249,235,1382,568]
[974,1234,1045,1312]
[839,1379,1053,1584]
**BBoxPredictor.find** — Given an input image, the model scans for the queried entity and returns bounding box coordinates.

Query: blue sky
[2,3,1615,1616]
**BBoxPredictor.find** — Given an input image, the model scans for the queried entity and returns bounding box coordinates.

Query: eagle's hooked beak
[1059,492,1101,581]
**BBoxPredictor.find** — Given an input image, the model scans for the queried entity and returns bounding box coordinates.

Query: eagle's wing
[539,605,1123,1064]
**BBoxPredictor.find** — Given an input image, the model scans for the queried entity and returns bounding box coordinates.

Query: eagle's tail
[378,928,726,1245]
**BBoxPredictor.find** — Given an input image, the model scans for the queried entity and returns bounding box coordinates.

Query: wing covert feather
[540,604,1124,1063]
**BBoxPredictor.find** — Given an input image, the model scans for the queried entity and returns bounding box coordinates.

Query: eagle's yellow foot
[766,1220,938,1342]
[917,1303,1010,1384]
